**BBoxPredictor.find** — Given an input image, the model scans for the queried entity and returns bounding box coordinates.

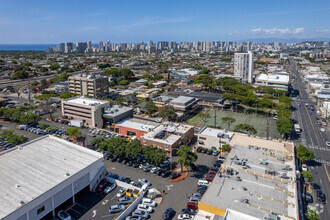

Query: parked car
[137,204,153,213]
[150,167,161,173]
[126,189,134,197]
[117,188,127,197]
[97,180,109,192]
[326,141,330,147]
[206,150,213,155]
[181,209,197,215]
[302,164,308,172]
[214,160,222,167]
[104,182,117,194]
[305,193,313,203]
[161,170,171,178]
[138,178,151,186]
[132,209,149,219]
[189,197,200,203]
[125,216,142,220]
[196,147,202,153]
[317,189,326,203]
[163,208,175,219]
[201,148,207,154]
[118,196,133,204]
[186,202,198,210]
[109,204,125,213]
[206,174,215,182]
[142,198,157,207]
[57,210,72,220]
[212,150,219,156]
[178,214,193,220]
[169,172,180,179]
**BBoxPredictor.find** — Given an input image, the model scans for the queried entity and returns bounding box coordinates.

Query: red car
[96,180,109,192]
[187,202,198,210]
[207,170,216,175]
[206,174,215,182]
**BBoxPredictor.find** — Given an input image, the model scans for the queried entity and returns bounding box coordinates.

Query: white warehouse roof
[256,74,289,83]
[0,136,103,219]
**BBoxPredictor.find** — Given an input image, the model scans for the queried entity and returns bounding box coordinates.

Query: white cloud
[250,27,305,35]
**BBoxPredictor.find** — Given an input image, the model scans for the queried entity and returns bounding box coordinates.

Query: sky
[0,0,330,43]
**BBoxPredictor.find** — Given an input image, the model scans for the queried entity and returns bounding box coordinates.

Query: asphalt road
[290,58,330,219]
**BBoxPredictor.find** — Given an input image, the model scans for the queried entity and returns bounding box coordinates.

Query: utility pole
[214,105,217,128]
[27,77,31,102]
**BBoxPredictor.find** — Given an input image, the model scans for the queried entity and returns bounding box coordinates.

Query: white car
[104,182,117,194]
[58,210,72,220]
[142,198,157,207]
[150,167,160,174]
[138,178,151,186]
[132,209,149,219]
[320,128,326,132]
[326,142,330,147]
[178,214,193,220]
[302,164,308,172]
[137,204,153,213]
[117,188,127,197]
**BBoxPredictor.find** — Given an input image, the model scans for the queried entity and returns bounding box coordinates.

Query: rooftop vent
[19,200,25,206]
[66,173,70,177]
[15,184,20,188]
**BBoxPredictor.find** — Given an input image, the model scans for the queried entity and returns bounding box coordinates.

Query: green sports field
[187,110,280,139]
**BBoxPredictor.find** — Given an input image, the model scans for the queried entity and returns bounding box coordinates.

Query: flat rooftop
[170,96,197,105]
[200,127,234,140]
[256,74,289,83]
[143,122,193,145]
[200,144,297,220]
[103,105,133,117]
[65,96,109,106]
[0,136,103,219]
[115,118,160,131]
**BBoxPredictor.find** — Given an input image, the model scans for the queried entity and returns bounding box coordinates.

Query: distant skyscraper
[99,41,103,51]
[65,42,73,53]
[246,41,251,51]
[106,41,111,52]
[75,42,87,53]
[148,41,153,47]
[234,51,254,83]
[88,41,92,48]
[59,43,65,53]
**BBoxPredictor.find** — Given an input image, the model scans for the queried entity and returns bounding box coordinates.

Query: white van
[198,180,210,186]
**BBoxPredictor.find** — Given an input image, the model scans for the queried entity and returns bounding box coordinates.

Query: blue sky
[0,0,330,43]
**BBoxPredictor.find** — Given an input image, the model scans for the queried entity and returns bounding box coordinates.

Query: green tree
[296,144,315,163]
[234,123,257,135]
[49,64,60,70]
[118,80,129,86]
[177,145,198,172]
[221,117,236,130]
[305,208,320,220]
[276,117,292,137]
[143,146,166,166]
[66,127,81,137]
[198,112,210,126]
[19,113,40,124]
[11,70,28,79]
[39,122,50,129]
[159,105,177,121]
[125,140,142,157]
[59,92,77,99]
[201,67,209,74]
[302,171,313,182]
[194,74,215,89]
[35,94,55,100]
[145,101,158,116]
[46,125,58,133]
[222,144,230,152]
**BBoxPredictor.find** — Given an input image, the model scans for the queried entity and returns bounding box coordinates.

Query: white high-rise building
[234,51,254,83]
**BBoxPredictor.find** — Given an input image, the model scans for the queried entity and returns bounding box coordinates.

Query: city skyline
[0,0,330,44]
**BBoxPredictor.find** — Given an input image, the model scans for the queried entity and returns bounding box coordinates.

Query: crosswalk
[307,146,330,151]
[313,158,330,166]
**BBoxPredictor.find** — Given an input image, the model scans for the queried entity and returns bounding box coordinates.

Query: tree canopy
[221,117,236,130]
[177,145,198,171]
[296,144,315,163]
[194,74,215,89]
[66,127,81,137]
[159,105,177,121]
[145,101,158,116]
[234,123,257,135]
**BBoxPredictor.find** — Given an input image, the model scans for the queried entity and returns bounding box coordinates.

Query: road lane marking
[92,210,97,218]
[323,164,330,183]
[102,199,108,205]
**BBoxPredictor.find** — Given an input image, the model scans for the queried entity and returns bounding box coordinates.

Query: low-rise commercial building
[0,135,104,220]
[62,97,110,128]
[115,118,160,140]
[141,122,194,155]
[68,72,109,98]
[187,92,224,107]
[197,127,234,150]
[103,105,133,128]
[197,135,297,220]
[169,96,198,119]
[255,74,289,91]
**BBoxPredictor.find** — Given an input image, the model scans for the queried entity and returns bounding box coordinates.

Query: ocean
[0,44,58,51]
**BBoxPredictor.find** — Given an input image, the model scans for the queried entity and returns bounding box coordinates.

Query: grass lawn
[187,109,280,139]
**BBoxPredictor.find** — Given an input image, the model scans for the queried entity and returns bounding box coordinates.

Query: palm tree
[177,145,198,172]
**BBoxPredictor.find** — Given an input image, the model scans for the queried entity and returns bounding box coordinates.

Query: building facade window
[37,206,45,215]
